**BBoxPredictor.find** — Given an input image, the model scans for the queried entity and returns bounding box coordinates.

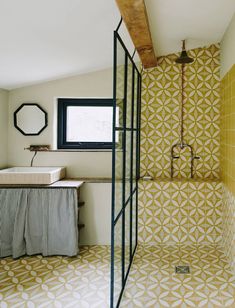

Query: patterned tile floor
[120,245,235,308]
[0,246,110,308]
[1,245,235,308]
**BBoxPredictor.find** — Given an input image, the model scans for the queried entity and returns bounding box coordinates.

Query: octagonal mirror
[14,103,48,136]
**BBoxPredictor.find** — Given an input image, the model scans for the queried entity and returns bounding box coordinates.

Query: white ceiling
[145,0,235,56]
[0,0,235,89]
[0,0,135,90]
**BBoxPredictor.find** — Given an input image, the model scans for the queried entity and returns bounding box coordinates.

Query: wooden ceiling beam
[115,0,157,69]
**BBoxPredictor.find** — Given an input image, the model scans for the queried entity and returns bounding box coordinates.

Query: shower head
[175,40,194,64]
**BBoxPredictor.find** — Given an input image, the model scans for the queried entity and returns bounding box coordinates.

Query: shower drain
[175,265,190,274]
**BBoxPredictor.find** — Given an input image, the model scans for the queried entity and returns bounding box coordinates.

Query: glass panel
[116,40,125,129]
[112,33,141,308]
[113,216,122,305]
[67,106,113,142]
[114,172,122,218]
[114,37,125,219]
[125,131,131,202]
[132,131,137,191]
[124,201,130,277]
[136,74,141,178]
[132,191,137,255]
[134,69,138,130]
[126,58,133,129]
[115,130,123,218]
[113,35,125,308]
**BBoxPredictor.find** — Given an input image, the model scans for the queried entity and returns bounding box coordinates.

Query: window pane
[66,106,116,142]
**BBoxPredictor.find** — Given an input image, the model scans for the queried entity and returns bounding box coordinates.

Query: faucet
[171,143,200,178]
[24,145,50,167]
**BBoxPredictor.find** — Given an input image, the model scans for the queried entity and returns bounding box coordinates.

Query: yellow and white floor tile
[0,246,110,308]
[120,245,235,308]
[1,244,235,307]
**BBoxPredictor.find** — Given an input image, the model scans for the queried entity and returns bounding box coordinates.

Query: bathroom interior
[0,0,235,307]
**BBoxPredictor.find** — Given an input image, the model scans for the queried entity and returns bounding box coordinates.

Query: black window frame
[57,98,114,150]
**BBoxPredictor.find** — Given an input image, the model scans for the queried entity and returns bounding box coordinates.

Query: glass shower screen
[111,31,141,308]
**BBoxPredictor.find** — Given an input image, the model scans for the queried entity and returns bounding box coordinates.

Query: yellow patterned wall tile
[138,179,222,245]
[141,44,220,179]
[220,64,235,275]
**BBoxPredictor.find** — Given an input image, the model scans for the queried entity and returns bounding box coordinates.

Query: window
[57,98,115,149]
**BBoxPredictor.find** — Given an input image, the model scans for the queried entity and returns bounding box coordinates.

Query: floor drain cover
[175,266,190,274]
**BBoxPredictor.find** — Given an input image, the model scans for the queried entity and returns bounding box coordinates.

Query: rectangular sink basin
[0,167,66,185]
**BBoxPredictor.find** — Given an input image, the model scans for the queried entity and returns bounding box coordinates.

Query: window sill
[37,149,112,153]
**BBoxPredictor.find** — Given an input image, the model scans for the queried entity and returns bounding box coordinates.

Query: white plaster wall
[221,12,235,77]
[0,89,8,168]
[7,69,113,245]
[8,68,113,178]
[79,183,111,245]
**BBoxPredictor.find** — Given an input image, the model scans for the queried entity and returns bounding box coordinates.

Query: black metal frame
[14,103,48,136]
[111,29,141,308]
[57,98,113,149]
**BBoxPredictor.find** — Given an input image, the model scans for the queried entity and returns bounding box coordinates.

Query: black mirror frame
[14,103,48,136]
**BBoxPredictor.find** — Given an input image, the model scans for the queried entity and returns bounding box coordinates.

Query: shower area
[138,43,223,249]
[112,31,235,306]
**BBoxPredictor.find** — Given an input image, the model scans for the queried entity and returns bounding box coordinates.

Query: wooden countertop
[0,177,113,188]
[48,180,84,188]
[0,180,84,189]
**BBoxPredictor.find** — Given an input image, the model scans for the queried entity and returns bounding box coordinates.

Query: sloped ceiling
[0,0,235,89]
[145,0,235,56]
[0,0,135,89]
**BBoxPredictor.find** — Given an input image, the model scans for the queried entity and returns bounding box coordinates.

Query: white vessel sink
[0,167,66,185]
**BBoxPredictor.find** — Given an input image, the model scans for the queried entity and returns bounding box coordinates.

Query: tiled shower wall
[221,64,235,273]
[140,44,220,179]
[139,45,223,247]
[138,180,222,245]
